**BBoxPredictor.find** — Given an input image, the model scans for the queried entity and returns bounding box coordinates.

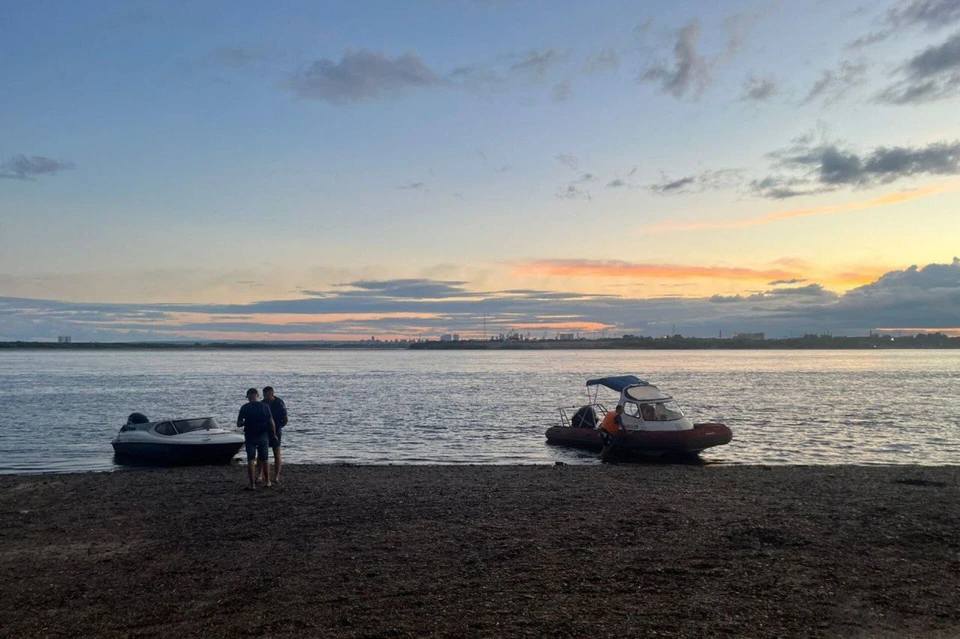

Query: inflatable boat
[546,375,732,458]
[112,413,244,464]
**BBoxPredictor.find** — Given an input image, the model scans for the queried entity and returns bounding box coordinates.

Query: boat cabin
[120,416,220,436]
[560,375,695,432]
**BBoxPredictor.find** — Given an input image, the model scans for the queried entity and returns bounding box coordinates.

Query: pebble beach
[2,464,958,638]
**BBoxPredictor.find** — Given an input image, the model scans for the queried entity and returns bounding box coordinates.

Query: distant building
[733,332,765,340]
[558,332,575,341]
[440,334,453,342]
[452,334,460,341]
[57,335,72,344]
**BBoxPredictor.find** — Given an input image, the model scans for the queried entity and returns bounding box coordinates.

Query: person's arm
[237,408,244,430]
[278,399,288,427]
[263,404,277,439]
[615,414,625,434]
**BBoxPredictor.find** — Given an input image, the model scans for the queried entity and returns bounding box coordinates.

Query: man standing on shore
[263,386,288,484]
[237,388,277,491]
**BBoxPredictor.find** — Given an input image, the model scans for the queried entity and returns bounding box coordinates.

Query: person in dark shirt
[262,386,288,484]
[237,388,277,491]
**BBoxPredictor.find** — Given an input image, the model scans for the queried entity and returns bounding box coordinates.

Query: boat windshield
[172,418,218,434]
[649,401,684,421]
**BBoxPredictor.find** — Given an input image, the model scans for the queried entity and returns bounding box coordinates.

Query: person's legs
[599,432,618,463]
[257,435,271,487]
[244,439,257,489]
[270,428,282,483]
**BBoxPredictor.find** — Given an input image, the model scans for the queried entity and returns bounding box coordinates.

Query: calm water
[1,349,958,473]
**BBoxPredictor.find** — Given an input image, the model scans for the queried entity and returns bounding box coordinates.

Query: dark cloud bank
[649,136,960,200]
[3,261,960,341]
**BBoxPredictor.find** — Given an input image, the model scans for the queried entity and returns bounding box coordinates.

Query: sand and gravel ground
[1,464,958,638]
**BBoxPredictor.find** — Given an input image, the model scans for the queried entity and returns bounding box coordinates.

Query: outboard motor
[126,412,150,425]
[570,405,597,429]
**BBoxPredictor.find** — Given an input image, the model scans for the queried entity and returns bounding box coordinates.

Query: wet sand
[1,464,958,638]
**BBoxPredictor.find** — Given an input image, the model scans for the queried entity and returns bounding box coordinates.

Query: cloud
[876,31,960,104]
[748,176,827,200]
[508,49,567,76]
[769,278,808,285]
[555,185,591,201]
[640,20,711,98]
[397,181,427,190]
[515,259,799,282]
[648,183,958,232]
[773,140,960,186]
[331,279,476,299]
[582,49,620,75]
[286,49,439,103]
[649,169,743,195]
[803,61,868,105]
[741,74,777,101]
[639,14,753,100]
[555,153,580,170]
[607,179,626,188]
[5,261,959,340]
[850,0,960,48]
[0,155,75,181]
[551,77,572,102]
[652,175,695,194]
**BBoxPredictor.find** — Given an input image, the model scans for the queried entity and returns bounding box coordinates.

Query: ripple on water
[1,349,959,473]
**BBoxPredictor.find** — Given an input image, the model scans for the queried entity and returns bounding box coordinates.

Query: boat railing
[557,403,608,428]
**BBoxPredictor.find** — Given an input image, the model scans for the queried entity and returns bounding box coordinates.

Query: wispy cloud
[741,74,778,101]
[555,185,591,201]
[0,155,75,181]
[803,61,868,105]
[555,153,580,170]
[286,49,440,103]
[640,20,711,98]
[639,13,754,100]
[515,259,799,282]
[849,0,960,48]
[649,169,743,195]
[648,183,958,232]
[876,31,960,104]
[582,49,620,75]
[507,48,568,77]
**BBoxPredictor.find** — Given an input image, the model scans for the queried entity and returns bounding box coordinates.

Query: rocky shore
[2,464,958,638]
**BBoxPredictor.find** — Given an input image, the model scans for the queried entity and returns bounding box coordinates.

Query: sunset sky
[2,0,959,340]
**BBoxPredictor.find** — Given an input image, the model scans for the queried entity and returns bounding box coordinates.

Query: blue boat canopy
[586,375,649,392]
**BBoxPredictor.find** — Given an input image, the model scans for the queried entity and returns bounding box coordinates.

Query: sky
[1,0,959,340]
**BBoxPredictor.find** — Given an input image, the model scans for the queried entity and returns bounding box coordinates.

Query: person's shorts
[269,427,282,448]
[245,432,269,462]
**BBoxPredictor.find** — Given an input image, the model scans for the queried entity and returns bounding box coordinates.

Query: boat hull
[545,422,732,456]
[112,441,243,465]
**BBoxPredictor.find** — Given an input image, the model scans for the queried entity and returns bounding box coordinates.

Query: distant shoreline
[2,333,958,351]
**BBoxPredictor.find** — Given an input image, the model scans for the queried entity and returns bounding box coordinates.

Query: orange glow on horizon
[514,260,798,282]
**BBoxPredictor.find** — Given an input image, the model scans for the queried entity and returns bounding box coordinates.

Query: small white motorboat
[112,413,244,464]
